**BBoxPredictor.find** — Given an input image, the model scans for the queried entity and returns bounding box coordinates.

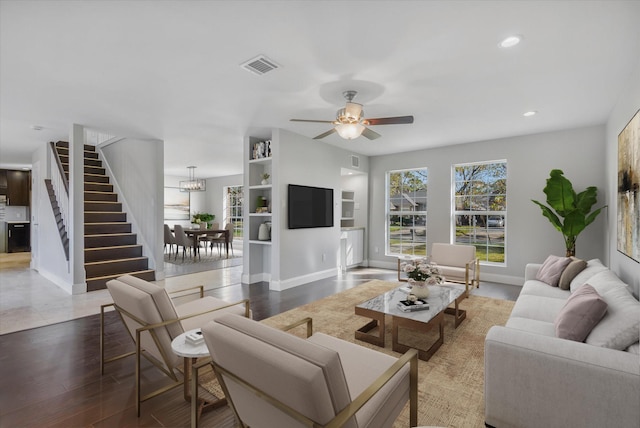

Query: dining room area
[162,173,244,278]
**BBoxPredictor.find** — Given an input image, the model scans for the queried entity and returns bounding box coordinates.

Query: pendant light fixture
[179,166,206,192]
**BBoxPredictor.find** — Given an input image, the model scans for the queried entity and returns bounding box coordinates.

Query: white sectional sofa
[484,259,640,428]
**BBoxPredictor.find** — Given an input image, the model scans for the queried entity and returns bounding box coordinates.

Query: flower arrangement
[192,212,215,225]
[402,259,445,285]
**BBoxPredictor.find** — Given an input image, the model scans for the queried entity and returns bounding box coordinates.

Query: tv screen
[288,184,334,229]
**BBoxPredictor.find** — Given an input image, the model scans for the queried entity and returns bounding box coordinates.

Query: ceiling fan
[290,90,414,140]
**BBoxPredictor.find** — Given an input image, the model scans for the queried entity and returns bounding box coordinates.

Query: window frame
[451,160,507,266]
[224,185,243,239]
[385,167,429,257]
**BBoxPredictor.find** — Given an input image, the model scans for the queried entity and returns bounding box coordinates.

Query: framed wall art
[617,108,640,263]
[164,187,190,220]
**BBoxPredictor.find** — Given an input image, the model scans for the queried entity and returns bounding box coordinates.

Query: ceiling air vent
[351,155,360,169]
[241,55,280,76]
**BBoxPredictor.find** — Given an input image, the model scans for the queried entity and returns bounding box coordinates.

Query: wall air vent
[241,55,280,76]
[351,155,360,169]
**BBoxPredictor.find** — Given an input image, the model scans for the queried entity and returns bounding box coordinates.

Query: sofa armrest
[524,263,542,282]
[485,326,640,428]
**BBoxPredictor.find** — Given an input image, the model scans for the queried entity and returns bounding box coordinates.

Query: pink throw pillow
[536,255,572,287]
[555,284,608,342]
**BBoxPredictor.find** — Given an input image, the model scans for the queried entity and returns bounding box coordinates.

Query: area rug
[205,280,514,427]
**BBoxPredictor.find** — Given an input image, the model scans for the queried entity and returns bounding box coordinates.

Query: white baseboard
[241,272,270,285]
[35,269,87,294]
[269,268,338,291]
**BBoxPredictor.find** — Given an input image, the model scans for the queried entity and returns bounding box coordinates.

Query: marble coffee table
[355,284,466,361]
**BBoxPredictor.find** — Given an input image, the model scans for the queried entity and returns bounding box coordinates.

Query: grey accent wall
[606,59,640,298]
[368,125,607,284]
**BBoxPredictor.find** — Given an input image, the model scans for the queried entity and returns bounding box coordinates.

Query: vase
[410,282,430,299]
[261,179,268,185]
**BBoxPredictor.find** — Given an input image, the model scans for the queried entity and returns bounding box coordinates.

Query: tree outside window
[453,161,507,264]
[386,168,428,256]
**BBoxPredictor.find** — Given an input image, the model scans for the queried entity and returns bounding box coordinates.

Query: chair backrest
[431,243,476,267]
[202,314,356,428]
[211,222,219,231]
[164,224,176,244]
[106,275,183,372]
[173,224,191,246]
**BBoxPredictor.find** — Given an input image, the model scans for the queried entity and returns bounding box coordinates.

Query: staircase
[44,178,70,260]
[53,141,155,291]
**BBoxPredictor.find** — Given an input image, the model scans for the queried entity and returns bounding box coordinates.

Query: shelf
[249,156,272,164]
[249,212,272,216]
[249,184,272,190]
[249,240,272,245]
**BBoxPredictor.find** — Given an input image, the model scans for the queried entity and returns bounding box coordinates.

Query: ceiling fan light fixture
[335,123,365,140]
[344,102,363,121]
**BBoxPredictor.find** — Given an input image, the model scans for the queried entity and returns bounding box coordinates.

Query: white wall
[164,175,206,228]
[606,59,640,298]
[100,138,164,279]
[31,143,72,290]
[274,129,370,287]
[206,174,243,227]
[368,125,608,285]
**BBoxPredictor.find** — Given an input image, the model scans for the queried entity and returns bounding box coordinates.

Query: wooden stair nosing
[84,244,142,252]
[84,256,147,266]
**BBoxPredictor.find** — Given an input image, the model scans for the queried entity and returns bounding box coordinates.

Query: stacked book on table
[397,299,429,312]
[185,330,204,345]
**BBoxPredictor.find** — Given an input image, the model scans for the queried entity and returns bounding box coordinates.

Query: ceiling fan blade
[362,127,381,140]
[290,119,335,124]
[364,115,414,126]
[313,128,337,139]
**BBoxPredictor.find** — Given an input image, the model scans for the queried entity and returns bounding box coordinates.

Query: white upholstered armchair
[195,314,418,428]
[430,243,480,297]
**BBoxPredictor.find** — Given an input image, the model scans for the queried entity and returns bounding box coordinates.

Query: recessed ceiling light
[30,125,43,131]
[523,111,537,117]
[500,35,523,48]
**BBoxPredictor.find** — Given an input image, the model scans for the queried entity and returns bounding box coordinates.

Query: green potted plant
[531,169,606,257]
[192,212,215,229]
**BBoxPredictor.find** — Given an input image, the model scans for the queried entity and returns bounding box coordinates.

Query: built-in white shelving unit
[341,190,355,228]
[244,134,276,285]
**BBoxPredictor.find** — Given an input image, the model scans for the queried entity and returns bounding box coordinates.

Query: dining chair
[210,222,234,257]
[199,222,220,255]
[100,274,251,417]
[174,224,194,261]
[164,224,177,255]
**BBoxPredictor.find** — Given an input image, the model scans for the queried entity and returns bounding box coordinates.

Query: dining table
[179,227,230,259]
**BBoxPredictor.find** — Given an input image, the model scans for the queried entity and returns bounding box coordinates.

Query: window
[386,168,428,256]
[224,185,243,239]
[453,161,507,264]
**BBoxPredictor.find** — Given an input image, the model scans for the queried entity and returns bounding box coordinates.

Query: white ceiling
[2,1,639,178]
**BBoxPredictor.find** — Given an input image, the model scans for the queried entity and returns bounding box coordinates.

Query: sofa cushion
[555,284,608,342]
[536,255,572,287]
[586,286,640,350]
[584,270,630,295]
[626,342,640,354]
[519,280,572,300]
[569,259,608,292]
[505,317,556,337]
[558,257,587,290]
[510,294,567,323]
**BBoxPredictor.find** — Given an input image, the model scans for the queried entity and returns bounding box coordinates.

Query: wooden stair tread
[85,257,147,266]
[86,270,154,281]
[85,232,135,237]
[84,244,141,251]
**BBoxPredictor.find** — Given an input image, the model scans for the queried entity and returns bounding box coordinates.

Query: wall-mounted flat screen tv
[288,184,334,229]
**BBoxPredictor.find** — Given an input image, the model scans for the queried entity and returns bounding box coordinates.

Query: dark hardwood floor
[0,268,519,427]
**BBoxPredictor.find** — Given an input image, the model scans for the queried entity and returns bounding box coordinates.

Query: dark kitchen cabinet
[6,170,30,206]
[0,170,6,195]
[8,223,30,253]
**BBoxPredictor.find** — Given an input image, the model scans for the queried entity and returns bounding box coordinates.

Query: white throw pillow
[569,259,608,292]
[585,270,629,295]
[585,286,640,350]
